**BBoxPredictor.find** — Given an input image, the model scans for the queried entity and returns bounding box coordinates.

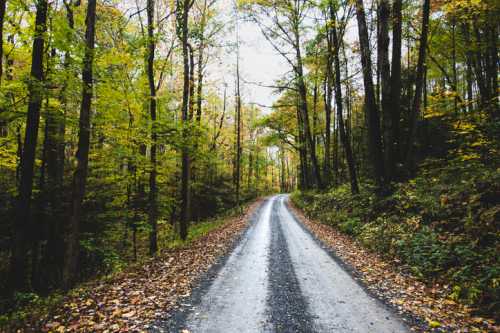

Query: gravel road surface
[160,195,409,333]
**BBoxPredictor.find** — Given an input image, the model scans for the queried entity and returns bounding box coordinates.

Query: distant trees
[242,0,322,189]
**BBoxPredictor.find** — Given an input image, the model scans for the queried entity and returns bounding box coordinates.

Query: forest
[0,0,498,330]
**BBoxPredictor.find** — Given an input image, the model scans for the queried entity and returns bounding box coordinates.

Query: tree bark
[195,0,208,123]
[294,28,323,189]
[389,0,402,172]
[378,0,393,181]
[62,0,96,289]
[354,0,385,188]
[8,0,48,291]
[179,0,192,240]
[0,0,6,84]
[235,40,242,207]
[331,2,359,194]
[147,0,158,255]
[405,0,430,172]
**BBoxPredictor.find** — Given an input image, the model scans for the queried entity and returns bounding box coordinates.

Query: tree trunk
[235,42,242,206]
[41,0,74,288]
[389,0,402,171]
[8,0,48,292]
[62,0,96,289]
[0,0,5,83]
[179,0,191,240]
[296,105,308,190]
[295,44,322,188]
[195,0,208,123]
[405,0,430,172]
[378,0,393,181]
[331,3,359,194]
[147,0,158,255]
[354,0,385,189]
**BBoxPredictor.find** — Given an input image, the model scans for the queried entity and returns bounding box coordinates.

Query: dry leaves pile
[37,201,261,332]
[288,202,498,333]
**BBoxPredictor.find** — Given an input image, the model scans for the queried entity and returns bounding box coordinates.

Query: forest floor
[1,199,263,332]
[290,197,498,332]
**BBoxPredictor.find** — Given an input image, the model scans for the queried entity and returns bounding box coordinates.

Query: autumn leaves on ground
[24,201,260,332]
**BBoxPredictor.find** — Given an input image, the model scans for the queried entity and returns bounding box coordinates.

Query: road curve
[160,195,409,333]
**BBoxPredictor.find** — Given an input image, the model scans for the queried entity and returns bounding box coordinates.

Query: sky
[204,2,291,112]
[237,20,290,109]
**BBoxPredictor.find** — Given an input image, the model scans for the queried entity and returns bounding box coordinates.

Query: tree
[8,0,48,291]
[329,0,358,194]
[178,0,193,240]
[354,0,385,189]
[234,13,242,208]
[389,0,402,176]
[242,0,323,189]
[63,0,97,288]
[405,0,430,172]
[146,0,158,255]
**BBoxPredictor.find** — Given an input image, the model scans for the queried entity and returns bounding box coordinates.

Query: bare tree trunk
[451,18,458,114]
[290,8,322,188]
[195,0,208,123]
[331,2,359,194]
[295,53,322,188]
[8,0,48,292]
[378,0,393,181]
[323,65,332,184]
[179,0,192,240]
[62,0,96,289]
[147,0,158,255]
[389,0,402,172]
[296,105,308,190]
[405,0,430,172]
[0,0,5,84]
[39,1,74,288]
[235,12,241,208]
[465,56,473,113]
[354,0,385,189]
[235,40,242,207]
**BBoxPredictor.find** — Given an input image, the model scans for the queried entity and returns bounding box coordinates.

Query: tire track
[267,199,315,332]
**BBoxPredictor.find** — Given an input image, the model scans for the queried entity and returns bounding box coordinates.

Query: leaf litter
[36,200,262,332]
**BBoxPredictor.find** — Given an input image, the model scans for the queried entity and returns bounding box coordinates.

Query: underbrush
[292,158,499,318]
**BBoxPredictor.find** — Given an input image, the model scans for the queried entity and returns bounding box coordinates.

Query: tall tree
[389,0,402,174]
[63,0,97,288]
[0,0,6,83]
[354,0,385,188]
[330,0,359,194]
[146,0,158,255]
[8,0,48,291]
[405,0,430,171]
[234,17,242,208]
[378,0,393,180]
[179,0,193,240]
